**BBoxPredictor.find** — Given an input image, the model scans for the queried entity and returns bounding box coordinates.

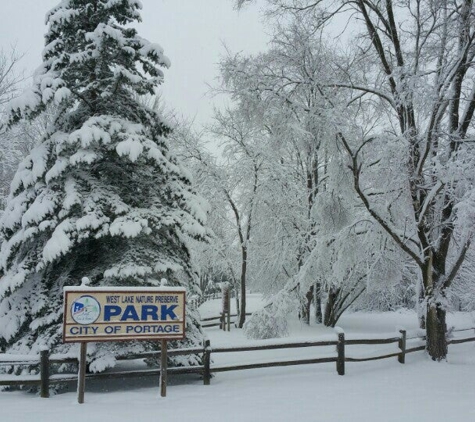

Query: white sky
[0,0,270,126]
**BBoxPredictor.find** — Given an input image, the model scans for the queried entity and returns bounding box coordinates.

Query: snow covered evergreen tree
[0,0,208,368]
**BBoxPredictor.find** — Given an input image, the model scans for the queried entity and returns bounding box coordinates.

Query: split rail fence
[200,313,252,328]
[1,326,474,397]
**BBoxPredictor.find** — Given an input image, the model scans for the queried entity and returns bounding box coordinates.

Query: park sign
[63,287,186,343]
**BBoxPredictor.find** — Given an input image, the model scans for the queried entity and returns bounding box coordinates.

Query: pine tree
[0,0,208,369]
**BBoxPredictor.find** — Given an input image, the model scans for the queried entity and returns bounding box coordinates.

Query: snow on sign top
[63,287,186,343]
[64,286,186,292]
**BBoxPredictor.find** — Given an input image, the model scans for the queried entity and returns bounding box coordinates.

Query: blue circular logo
[71,295,101,325]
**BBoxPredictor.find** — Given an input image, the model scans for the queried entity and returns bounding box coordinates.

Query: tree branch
[338,132,424,268]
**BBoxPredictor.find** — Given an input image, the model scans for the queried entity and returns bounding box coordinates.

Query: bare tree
[170,110,263,328]
[218,17,388,327]
[0,47,26,205]
[207,108,264,327]
[0,47,24,108]
[246,0,475,360]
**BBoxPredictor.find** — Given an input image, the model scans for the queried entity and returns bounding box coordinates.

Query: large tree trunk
[426,301,447,361]
[423,254,448,360]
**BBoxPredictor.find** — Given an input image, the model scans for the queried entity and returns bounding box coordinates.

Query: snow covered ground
[1,295,475,422]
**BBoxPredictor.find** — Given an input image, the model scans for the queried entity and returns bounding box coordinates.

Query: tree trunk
[423,254,448,360]
[323,288,339,327]
[417,282,426,329]
[299,286,314,324]
[237,246,247,328]
[315,282,322,324]
[235,286,240,319]
[426,302,447,361]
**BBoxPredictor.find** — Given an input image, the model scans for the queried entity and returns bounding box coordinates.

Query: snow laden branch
[337,132,424,268]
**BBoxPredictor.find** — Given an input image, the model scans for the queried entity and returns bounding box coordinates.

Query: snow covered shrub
[243,307,289,339]
[0,0,208,368]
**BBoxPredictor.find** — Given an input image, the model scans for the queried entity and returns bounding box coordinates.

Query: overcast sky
[0,0,270,126]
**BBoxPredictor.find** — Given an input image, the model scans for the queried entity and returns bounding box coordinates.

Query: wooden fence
[200,313,252,328]
[1,326,474,397]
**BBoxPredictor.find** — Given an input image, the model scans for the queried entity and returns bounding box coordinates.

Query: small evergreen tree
[0,0,208,369]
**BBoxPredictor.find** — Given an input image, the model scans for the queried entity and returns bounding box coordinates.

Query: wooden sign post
[77,342,87,404]
[63,287,186,404]
[160,339,168,397]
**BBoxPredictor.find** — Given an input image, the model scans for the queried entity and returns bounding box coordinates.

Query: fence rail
[1,326,474,396]
[200,313,252,328]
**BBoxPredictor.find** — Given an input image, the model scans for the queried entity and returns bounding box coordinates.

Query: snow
[116,139,144,162]
[75,214,107,232]
[153,262,183,273]
[0,355,473,421]
[103,264,153,279]
[1,296,475,421]
[68,123,112,148]
[0,269,26,300]
[7,88,41,117]
[334,326,344,335]
[42,220,73,262]
[63,286,186,292]
[85,24,124,46]
[21,189,57,226]
[109,218,147,238]
[0,354,39,363]
[46,6,80,27]
[139,41,171,68]
[88,354,116,374]
[69,149,98,165]
[45,158,69,184]
[62,179,81,211]
[111,64,142,84]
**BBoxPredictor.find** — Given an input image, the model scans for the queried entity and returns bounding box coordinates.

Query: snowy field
[1,295,475,422]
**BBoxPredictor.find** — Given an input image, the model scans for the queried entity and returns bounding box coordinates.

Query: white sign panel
[63,287,186,343]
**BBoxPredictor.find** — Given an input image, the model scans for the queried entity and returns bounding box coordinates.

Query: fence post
[203,339,211,385]
[40,349,50,398]
[336,328,345,376]
[398,329,406,364]
[222,283,231,331]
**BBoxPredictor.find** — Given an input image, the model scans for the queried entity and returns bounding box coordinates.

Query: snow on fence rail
[1,327,474,396]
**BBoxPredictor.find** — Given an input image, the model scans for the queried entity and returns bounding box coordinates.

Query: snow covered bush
[243,307,289,340]
[0,0,208,367]
[243,290,298,339]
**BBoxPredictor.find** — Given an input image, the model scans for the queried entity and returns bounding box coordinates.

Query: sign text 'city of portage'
[63,287,186,343]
